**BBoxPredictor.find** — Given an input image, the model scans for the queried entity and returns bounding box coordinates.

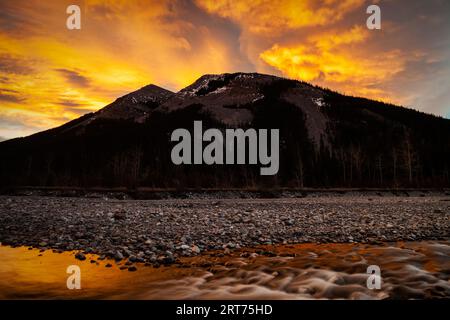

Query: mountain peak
[118,84,174,104]
[178,72,282,97]
[158,72,319,128]
[91,84,174,123]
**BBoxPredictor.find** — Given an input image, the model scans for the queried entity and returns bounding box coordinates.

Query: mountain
[1,72,449,189]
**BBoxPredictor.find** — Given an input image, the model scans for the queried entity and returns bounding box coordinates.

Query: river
[0,241,448,299]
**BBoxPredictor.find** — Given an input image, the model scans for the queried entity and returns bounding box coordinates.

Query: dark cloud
[0,76,10,84]
[0,54,34,75]
[0,5,28,31]
[0,1,55,35]
[57,100,87,107]
[88,3,117,19]
[0,93,25,103]
[56,99,91,115]
[55,69,91,88]
[0,88,25,103]
[0,88,19,94]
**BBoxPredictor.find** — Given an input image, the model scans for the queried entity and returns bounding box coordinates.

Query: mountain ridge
[2,72,448,143]
[1,72,449,189]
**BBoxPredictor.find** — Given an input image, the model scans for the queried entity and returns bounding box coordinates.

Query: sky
[0,0,449,140]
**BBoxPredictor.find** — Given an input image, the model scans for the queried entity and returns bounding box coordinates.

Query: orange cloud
[196,0,364,33]
[260,26,406,102]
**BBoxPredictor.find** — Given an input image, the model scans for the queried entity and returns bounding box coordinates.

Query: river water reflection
[0,241,448,299]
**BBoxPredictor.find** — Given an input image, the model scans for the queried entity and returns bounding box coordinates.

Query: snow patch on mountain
[312,97,325,107]
[180,74,225,97]
[209,86,229,95]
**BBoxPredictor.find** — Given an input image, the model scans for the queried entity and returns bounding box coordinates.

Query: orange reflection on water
[0,246,196,299]
[0,242,449,299]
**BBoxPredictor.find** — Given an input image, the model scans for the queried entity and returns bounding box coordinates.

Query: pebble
[75,252,86,261]
[114,251,124,261]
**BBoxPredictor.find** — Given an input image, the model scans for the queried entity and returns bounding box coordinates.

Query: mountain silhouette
[1,72,449,189]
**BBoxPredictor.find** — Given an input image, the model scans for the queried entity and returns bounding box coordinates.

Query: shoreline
[0,195,448,267]
[1,187,449,200]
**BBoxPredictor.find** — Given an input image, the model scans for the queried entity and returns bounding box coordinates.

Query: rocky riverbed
[0,195,449,268]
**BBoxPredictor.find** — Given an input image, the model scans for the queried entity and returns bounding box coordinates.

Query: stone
[113,210,127,220]
[114,251,124,261]
[75,252,86,261]
[191,245,201,254]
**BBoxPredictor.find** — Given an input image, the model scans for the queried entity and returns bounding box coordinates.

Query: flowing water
[0,242,449,299]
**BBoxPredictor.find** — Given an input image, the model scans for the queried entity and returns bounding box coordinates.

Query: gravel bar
[0,195,449,266]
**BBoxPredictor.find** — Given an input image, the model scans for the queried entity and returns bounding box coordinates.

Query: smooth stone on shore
[285,219,294,226]
[75,252,86,261]
[128,266,137,272]
[114,251,124,261]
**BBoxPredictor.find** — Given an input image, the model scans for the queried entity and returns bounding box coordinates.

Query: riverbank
[0,195,448,266]
[2,187,449,200]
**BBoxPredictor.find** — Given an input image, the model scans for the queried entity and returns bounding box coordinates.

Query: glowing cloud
[260,26,407,101]
[195,0,365,33]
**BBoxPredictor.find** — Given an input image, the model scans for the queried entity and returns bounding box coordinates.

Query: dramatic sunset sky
[0,0,449,140]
